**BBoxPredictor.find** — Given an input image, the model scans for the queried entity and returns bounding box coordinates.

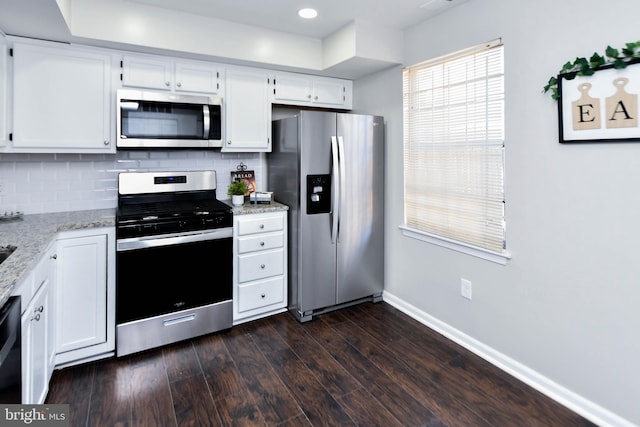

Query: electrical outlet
[461,278,472,300]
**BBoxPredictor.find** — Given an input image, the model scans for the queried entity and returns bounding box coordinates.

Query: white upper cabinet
[0,32,7,147]
[174,61,220,94]
[122,54,221,94]
[121,55,172,90]
[8,40,115,153]
[224,67,271,152]
[272,73,352,109]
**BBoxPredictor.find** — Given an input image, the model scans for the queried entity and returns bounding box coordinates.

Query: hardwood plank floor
[46,302,596,427]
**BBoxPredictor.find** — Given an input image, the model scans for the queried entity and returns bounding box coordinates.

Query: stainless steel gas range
[115,170,233,357]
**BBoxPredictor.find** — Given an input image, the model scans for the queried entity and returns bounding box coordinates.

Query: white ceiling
[127,0,461,39]
[0,0,469,78]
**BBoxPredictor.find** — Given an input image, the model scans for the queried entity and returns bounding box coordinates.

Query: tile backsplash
[0,150,264,214]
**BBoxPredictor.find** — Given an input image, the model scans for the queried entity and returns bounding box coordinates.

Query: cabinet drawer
[237,215,283,236]
[237,232,283,254]
[238,276,285,313]
[237,249,284,283]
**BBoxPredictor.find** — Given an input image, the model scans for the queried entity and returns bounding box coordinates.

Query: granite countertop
[0,209,116,308]
[0,202,287,309]
[224,199,289,215]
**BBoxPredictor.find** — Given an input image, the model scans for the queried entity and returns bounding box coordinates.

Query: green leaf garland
[543,41,640,100]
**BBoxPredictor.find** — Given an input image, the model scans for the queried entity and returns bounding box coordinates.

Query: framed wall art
[558,61,640,143]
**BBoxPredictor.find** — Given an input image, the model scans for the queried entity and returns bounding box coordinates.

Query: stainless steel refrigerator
[268,110,384,322]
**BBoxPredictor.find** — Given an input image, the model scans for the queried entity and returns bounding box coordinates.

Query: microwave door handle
[203,105,211,139]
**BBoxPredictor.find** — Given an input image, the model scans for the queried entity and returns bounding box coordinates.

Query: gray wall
[354,0,640,425]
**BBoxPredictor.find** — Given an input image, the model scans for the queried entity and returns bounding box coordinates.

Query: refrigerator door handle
[331,136,340,243]
[337,136,347,242]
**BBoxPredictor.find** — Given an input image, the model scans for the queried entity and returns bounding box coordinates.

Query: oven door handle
[117,228,232,251]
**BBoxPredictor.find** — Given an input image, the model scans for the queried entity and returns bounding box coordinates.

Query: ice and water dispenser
[306,175,331,214]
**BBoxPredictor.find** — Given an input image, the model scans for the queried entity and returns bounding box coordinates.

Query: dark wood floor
[46,302,595,426]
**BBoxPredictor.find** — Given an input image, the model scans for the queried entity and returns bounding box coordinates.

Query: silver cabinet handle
[260,241,265,246]
[165,81,170,86]
[104,140,110,146]
[176,82,182,87]
[31,313,41,322]
[260,264,266,269]
[50,254,57,260]
[259,224,265,229]
[261,294,266,298]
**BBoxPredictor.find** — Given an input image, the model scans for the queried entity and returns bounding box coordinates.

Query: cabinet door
[11,42,113,152]
[224,69,271,152]
[273,73,352,109]
[55,234,107,354]
[313,78,346,106]
[273,74,312,103]
[22,281,51,404]
[175,61,219,94]
[122,55,173,90]
[0,33,7,147]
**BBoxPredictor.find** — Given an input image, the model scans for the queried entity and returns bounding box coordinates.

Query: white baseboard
[382,291,636,427]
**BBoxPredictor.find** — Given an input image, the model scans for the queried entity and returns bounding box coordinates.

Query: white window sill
[399,225,511,265]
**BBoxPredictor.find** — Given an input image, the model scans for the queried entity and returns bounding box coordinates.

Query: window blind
[403,40,505,253]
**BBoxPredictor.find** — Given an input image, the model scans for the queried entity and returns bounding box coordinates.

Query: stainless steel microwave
[116,89,222,149]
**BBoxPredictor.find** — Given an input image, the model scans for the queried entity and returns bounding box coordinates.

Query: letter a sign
[605,78,638,129]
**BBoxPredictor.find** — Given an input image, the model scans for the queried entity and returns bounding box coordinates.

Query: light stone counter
[0,209,115,308]
[224,199,289,215]
[0,202,287,308]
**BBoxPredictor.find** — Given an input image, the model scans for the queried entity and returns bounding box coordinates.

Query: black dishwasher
[0,296,21,403]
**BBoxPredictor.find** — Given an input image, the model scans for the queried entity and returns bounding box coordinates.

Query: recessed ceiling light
[298,8,318,19]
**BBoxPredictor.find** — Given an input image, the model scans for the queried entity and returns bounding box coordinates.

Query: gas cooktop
[116,171,233,239]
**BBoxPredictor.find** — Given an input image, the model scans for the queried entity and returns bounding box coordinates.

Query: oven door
[116,228,232,356]
[116,228,232,323]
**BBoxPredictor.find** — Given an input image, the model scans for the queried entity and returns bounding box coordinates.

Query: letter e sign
[572,83,601,130]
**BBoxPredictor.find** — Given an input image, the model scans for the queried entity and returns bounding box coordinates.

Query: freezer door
[336,113,384,304]
[299,111,338,313]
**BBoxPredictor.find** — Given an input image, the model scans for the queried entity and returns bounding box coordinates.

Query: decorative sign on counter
[559,61,640,143]
[231,162,256,196]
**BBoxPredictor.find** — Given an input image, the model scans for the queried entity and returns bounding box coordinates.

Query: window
[402,39,507,261]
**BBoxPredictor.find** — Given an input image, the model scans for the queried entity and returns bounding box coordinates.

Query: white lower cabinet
[54,228,115,366]
[14,227,115,403]
[18,244,56,404]
[21,281,52,405]
[233,211,287,324]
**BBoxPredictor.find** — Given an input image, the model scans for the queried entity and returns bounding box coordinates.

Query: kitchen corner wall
[354,0,640,425]
[0,151,263,214]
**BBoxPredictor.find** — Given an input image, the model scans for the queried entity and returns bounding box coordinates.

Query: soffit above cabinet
[0,0,470,79]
